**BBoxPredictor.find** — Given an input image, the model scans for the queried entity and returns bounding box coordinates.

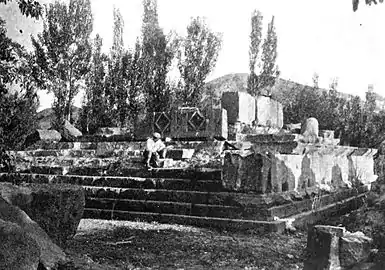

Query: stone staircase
[0,140,368,234]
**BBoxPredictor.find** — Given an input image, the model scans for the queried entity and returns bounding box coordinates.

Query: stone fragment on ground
[59,120,82,141]
[24,129,62,148]
[305,225,373,270]
[0,196,66,269]
[0,218,40,270]
[0,182,85,247]
[340,231,372,268]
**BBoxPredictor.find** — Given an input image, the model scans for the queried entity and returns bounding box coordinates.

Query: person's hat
[153,132,161,139]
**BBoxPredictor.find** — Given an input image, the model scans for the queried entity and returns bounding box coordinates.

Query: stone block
[300,118,319,143]
[221,91,255,125]
[304,225,345,270]
[96,127,131,137]
[0,182,85,247]
[222,151,264,192]
[24,129,62,147]
[0,196,66,269]
[59,120,82,141]
[0,219,40,270]
[340,231,372,268]
[255,96,283,128]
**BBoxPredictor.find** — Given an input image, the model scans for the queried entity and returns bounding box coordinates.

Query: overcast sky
[1,0,385,110]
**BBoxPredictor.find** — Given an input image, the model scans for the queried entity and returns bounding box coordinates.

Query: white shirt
[146,138,165,152]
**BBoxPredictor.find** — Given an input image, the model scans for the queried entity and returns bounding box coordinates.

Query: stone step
[85,197,269,220]
[26,140,223,152]
[0,173,223,191]
[10,149,97,158]
[11,148,194,160]
[83,185,368,220]
[83,186,267,207]
[13,166,222,179]
[82,208,286,234]
[266,186,368,219]
[291,192,367,229]
[26,141,98,150]
[13,157,177,168]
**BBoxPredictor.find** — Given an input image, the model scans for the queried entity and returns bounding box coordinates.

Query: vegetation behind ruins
[1,0,385,162]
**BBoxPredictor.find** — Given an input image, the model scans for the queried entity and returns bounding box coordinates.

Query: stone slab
[221,91,255,125]
[85,198,268,220]
[83,208,287,234]
[255,96,283,128]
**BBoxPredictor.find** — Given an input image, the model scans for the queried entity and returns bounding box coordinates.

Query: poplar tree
[141,0,176,112]
[32,0,93,125]
[247,10,263,96]
[78,34,110,133]
[258,16,279,95]
[105,7,128,127]
[177,17,222,107]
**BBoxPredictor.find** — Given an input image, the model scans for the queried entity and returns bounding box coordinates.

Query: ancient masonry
[0,92,379,233]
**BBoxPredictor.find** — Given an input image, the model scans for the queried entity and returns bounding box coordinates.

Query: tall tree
[105,7,128,127]
[78,34,111,133]
[258,16,279,95]
[141,0,176,112]
[123,39,146,131]
[31,0,93,125]
[0,17,39,173]
[111,7,124,59]
[177,17,222,107]
[247,10,263,96]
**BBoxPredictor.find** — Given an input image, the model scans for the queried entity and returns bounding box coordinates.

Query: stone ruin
[0,90,380,239]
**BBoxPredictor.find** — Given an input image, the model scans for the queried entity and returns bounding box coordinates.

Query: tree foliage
[258,16,279,94]
[247,10,263,96]
[353,0,384,11]
[0,0,43,19]
[177,17,222,107]
[282,73,385,148]
[0,17,39,171]
[78,34,111,133]
[141,0,176,112]
[31,0,93,125]
[247,12,279,97]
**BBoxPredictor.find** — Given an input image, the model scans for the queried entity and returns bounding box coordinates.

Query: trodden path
[63,219,306,270]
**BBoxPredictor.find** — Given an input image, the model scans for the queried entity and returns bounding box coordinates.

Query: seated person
[144,132,167,168]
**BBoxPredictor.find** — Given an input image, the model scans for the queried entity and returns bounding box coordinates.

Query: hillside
[204,73,354,105]
[37,106,80,129]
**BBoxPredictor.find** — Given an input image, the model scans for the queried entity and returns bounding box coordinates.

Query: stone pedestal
[305,225,345,270]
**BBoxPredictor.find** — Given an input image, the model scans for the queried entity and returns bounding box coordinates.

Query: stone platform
[1,138,376,233]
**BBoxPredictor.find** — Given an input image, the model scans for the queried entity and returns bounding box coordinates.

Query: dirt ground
[63,219,307,270]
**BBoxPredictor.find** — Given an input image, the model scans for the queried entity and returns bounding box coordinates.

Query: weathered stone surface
[0,196,66,269]
[340,231,372,268]
[59,120,82,141]
[96,127,131,137]
[221,91,255,125]
[304,225,345,270]
[255,96,283,128]
[24,129,62,148]
[0,182,85,247]
[222,151,265,192]
[300,118,319,143]
[0,219,40,270]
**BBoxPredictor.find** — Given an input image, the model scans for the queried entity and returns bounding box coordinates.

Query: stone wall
[223,135,378,193]
[134,107,228,140]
